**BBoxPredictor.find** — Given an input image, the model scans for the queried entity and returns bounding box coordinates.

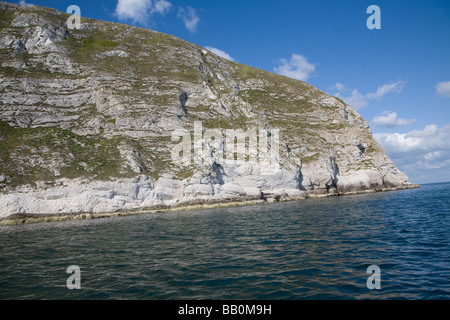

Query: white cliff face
[0,2,418,221]
[0,162,410,219]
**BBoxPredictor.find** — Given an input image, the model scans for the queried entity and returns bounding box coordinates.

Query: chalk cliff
[0,2,419,222]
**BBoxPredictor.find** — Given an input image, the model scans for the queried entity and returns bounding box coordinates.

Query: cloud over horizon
[374,124,450,182]
[374,124,449,153]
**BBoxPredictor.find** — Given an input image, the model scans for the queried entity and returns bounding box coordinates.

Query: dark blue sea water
[0,183,449,300]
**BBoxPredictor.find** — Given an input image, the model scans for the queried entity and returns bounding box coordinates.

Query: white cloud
[152,0,172,15]
[330,80,406,110]
[18,0,33,6]
[372,111,416,128]
[374,124,450,154]
[115,0,152,24]
[332,82,346,92]
[330,83,368,110]
[424,151,443,161]
[115,0,172,25]
[274,54,316,82]
[367,80,406,99]
[374,124,450,183]
[375,131,423,153]
[178,6,199,33]
[329,78,445,183]
[338,89,368,110]
[436,81,450,97]
[204,46,235,62]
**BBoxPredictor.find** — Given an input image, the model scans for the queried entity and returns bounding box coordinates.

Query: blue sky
[10,0,450,184]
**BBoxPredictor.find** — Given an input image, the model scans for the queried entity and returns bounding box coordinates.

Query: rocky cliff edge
[0,2,419,223]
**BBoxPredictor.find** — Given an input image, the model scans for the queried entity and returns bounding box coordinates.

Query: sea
[0,182,449,300]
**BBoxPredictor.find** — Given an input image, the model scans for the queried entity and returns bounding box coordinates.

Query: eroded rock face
[0,2,418,219]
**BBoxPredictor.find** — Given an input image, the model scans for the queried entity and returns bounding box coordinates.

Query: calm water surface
[0,183,449,300]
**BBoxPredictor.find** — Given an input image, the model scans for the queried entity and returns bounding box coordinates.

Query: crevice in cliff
[211,161,226,185]
[330,156,340,187]
[179,91,189,115]
[295,163,307,191]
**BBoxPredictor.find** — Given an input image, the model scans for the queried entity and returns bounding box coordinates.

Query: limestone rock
[0,2,419,220]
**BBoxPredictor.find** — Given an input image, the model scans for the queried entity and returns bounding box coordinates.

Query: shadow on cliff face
[295,166,307,191]
[328,157,340,193]
[179,92,189,115]
[211,161,226,185]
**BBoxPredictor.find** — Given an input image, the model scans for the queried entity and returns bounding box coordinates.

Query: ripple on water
[0,183,449,299]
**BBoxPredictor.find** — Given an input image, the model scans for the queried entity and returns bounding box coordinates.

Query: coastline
[0,184,420,227]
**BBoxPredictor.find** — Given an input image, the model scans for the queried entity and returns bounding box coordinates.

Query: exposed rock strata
[0,2,419,222]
